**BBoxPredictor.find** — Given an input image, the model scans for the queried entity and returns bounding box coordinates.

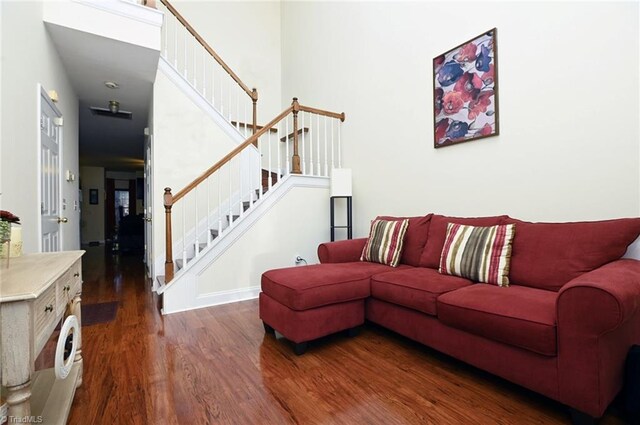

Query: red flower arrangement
[0,210,20,224]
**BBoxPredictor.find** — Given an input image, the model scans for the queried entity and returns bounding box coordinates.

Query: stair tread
[280,127,309,143]
[230,120,278,133]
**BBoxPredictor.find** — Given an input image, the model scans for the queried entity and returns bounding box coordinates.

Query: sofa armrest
[557,259,640,417]
[557,259,640,335]
[317,238,367,263]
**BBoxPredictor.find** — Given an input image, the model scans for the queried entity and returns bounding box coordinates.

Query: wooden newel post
[291,97,302,174]
[252,88,258,135]
[164,187,175,282]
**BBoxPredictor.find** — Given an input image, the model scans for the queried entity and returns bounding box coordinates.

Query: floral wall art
[433,28,499,148]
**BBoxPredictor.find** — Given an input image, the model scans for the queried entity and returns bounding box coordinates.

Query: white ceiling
[45,22,160,170]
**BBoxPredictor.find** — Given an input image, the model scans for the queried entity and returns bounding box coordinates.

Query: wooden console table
[0,251,84,424]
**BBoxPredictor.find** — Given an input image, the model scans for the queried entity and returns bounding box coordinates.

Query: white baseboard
[163,286,260,315]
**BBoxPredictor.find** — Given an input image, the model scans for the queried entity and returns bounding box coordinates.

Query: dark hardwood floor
[61,246,627,424]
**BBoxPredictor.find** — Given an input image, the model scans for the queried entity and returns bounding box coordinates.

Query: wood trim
[230,121,278,133]
[299,105,345,122]
[159,0,255,99]
[163,188,174,282]
[280,128,309,143]
[173,106,294,203]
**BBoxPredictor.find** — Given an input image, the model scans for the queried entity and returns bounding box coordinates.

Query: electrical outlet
[295,256,307,266]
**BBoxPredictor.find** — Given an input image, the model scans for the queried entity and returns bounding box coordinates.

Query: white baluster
[218,172,222,235]
[239,152,243,218]
[207,175,212,246]
[301,112,306,175]
[227,79,232,122]
[285,117,290,175]
[194,187,199,256]
[249,153,255,206]
[236,86,240,131]
[324,116,328,177]
[163,12,168,58]
[202,49,206,98]
[211,61,215,107]
[316,114,321,176]
[268,131,273,190]
[259,135,264,198]
[228,161,233,226]
[277,122,281,178]
[338,120,342,168]
[244,99,247,136]
[331,119,335,170]
[309,113,314,176]
[220,71,224,117]
[173,17,178,68]
[183,29,187,78]
[193,37,197,88]
[182,201,187,266]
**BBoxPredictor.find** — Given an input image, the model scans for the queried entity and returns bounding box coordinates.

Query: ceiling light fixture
[108,100,120,114]
[104,81,119,89]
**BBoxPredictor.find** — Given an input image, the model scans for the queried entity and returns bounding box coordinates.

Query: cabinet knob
[57,217,68,224]
[73,272,79,278]
[45,304,53,313]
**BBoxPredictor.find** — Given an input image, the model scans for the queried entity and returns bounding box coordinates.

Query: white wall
[171,0,282,121]
[80,166,105,244]
[281,1,640,236]
[0,1,80,252]
[197,184,329,295]
[152,69,241,272]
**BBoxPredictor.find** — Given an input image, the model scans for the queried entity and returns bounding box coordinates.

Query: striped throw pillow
[361,219,409,267]
[439,223,516,287]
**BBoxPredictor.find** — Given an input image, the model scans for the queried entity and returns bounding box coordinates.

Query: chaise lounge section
[259,213,640,421]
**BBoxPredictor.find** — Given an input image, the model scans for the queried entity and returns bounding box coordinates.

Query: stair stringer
[159,175,330,315]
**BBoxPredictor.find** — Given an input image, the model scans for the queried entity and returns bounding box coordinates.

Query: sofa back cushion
[506,217,640,291]
[419,214,508,268]
[377,214,433,266]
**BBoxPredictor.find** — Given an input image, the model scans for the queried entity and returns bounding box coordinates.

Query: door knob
[58,217,68,223]
[144,216,152,222]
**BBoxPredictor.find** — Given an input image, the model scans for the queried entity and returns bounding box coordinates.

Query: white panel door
[144,135,154,277]
[40,89,63,252]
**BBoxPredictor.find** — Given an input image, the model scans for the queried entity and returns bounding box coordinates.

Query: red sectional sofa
[259,214,640,422]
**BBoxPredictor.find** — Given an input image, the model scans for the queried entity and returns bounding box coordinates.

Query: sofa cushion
[371,268,472,316]
[377,214,433,266]
[361,219,409,267]
[506,217,640,291]
[419,214,508,269]
[437,285,557,356]
[439,223,515,287]
[262,262,404,311]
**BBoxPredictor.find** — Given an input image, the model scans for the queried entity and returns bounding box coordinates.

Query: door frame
[37,84,64,252]
[144,133,154,278]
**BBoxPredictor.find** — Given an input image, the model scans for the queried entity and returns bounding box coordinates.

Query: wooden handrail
[163,100,345,284]
[159,0,257,101]
[172,105,294,203]
[299,105,345,122]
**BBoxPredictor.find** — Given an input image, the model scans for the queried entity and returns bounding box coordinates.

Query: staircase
[171,172,277,274]
[153,0,347,312]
